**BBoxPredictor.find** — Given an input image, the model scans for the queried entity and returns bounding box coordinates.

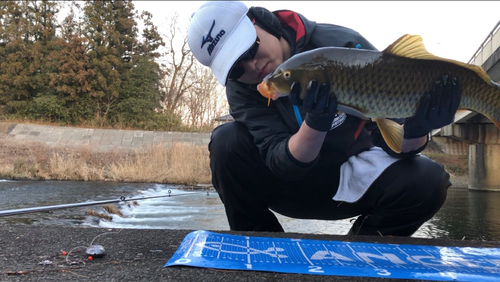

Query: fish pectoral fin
[383,34,491,84]
[373,118,404,154]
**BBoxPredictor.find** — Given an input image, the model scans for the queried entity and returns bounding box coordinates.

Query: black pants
[209,121,451,236]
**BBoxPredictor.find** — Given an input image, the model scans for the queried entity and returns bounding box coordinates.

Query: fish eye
[283,71,291,80]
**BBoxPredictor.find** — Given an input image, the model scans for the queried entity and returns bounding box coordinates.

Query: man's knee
[209,122,252,158]
[410,156,451,191]
[400,155,451,210]
[374,155,451,213]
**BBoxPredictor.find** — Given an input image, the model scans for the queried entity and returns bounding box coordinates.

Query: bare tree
[183,62,228,129]
[159,13,195,114]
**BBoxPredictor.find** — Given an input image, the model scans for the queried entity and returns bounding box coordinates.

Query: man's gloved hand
[289,79,337,132]
[403,75,461,139]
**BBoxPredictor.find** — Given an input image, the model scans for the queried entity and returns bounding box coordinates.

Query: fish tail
[485,81,500,129]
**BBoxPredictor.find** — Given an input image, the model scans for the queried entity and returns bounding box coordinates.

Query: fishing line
[89,229,123,245]
[16,189,214,266]
[60,189,212,263]
[64,229,123,264]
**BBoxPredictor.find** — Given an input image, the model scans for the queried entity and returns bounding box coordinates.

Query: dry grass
[108,143,211,184]
[101,204,124,217]
[0,138,211,185]
[0,137,467,185]
[86,209,113,221]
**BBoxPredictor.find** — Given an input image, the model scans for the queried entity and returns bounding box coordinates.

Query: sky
[133,1,500,64]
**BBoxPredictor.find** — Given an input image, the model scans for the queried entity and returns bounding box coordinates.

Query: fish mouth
[257,81,281,106]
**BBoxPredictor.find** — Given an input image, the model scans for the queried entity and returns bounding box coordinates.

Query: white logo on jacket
[330,112,347,130]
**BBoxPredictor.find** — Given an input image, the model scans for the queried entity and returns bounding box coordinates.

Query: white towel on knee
[333,147,401,203]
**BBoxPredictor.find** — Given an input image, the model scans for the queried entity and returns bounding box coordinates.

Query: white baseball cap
[188,1,257,86]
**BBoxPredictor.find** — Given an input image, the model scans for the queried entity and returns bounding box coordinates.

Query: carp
[257,34,500,153]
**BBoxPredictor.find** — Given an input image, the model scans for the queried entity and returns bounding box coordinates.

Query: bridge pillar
[468,144,500,191]
[441,122,500,191]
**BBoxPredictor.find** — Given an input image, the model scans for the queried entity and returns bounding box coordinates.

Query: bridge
[432,20,500,191]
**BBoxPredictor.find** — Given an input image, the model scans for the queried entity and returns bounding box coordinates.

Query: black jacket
[225,10,420,182]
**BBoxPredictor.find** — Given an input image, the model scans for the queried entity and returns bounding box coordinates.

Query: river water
[1,179,499,241]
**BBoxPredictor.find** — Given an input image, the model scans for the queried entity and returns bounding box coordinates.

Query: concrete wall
[1,123,212,152]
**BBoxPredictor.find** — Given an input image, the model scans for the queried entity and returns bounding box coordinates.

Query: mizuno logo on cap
[201,20,225,56]
[201,20,215,48]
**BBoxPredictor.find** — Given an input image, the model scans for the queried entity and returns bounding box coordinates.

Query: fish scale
[328,56,424,118]
[274,51,499,120]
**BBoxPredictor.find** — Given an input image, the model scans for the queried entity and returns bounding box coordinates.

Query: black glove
[289,80,337,132]
[403,75,461,139]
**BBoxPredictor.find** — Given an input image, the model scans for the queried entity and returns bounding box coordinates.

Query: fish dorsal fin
[372,118,404,154]
[383,34,491,84]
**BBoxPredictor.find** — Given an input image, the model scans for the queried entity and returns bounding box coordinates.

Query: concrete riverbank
[0,122,211,152]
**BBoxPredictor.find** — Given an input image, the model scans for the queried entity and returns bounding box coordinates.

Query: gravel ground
[1,225,500,282]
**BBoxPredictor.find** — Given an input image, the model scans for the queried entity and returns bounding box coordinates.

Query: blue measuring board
[165,230,500,281]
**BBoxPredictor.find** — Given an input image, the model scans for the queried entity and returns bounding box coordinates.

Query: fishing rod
[0,190,206,217]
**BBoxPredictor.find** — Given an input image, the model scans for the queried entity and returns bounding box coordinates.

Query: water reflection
[1,180,499,241]
[415,188,500,241]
